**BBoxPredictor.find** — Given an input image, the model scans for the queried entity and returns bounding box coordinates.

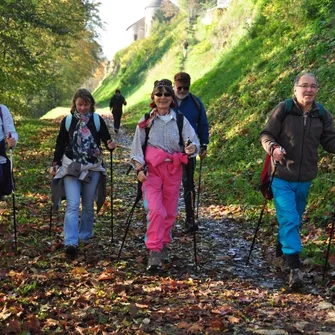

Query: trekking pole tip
[126,165,132,175]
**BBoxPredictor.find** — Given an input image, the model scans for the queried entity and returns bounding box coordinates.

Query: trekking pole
[246,164,277,265]
[49,163,57,236]
[8,133,17,251]
[323,211,335,282]
[196,158,203,219]
[185,139,198,271]
[117,166,138,257]
[190,189,198,271]
[118,181,142,258]
[110,150,114,243]
[49,204,53,236]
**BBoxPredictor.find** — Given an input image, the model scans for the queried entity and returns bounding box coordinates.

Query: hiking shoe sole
[289,268,304,289]
[65,245,78,260]
[147,251,162,271]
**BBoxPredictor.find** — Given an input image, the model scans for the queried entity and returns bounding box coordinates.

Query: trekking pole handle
[7,132,14,150]
[185,138,192,155]
[273,146,286,165]
[279,146,286,154]
[52,161,58,173]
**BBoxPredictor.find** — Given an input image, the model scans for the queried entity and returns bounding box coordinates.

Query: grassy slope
[93,0,335,226]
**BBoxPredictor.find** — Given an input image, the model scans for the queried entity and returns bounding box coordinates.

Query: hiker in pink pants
[143,146,188,251]
[130,79,199,271]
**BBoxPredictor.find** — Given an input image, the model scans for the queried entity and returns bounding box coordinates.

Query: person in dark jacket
[173,72,209,233]
[50,88,116,260]
[109,89,127,133]
[260,72,335,289]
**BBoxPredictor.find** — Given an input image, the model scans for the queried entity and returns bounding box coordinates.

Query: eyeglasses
[154,92,172,97]
[176,86,190,91]
[295,84,318,89]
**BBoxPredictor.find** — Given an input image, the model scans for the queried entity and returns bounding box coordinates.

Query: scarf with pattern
[72,110,101,164]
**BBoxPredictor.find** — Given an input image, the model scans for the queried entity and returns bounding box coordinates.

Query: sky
[96,0,178,60]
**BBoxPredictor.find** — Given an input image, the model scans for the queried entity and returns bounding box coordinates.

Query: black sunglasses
[154,92,172,97]
[177,86,189,91]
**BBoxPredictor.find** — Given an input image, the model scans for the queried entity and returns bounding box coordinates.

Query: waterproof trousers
[271,177,311,266]
[63,171,100,246]
[143,162,183,251]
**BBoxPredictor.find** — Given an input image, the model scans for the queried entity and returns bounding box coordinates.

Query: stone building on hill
[126,0,162,42]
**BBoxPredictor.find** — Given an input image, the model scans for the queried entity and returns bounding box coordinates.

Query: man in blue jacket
[173,72,209,233]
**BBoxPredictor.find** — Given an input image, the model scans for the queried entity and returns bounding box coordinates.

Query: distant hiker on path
[50,88,116,260]
[130,79,199,271]
[0,104,18,197]
[173,72,209,233]
[182,40,189,58]
[260,72,335,289]
[109,89,127,133]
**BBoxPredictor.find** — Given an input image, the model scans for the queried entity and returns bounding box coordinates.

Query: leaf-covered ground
[1,117,335,334]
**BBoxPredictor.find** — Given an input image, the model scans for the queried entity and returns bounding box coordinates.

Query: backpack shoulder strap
[175,110,184,148]
[284,98,293,114]
[285,98,325,121]
[189,93,201,113]
[316,102,324,121]
[143,112,151,150]
[93,113,101,132]
[65,114,72,132]
[65,113,101,132]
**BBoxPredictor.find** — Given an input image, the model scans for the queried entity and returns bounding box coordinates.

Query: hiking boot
[65,245,78,260]
[184,217,198,233]
[147,251,162,272]
[272,256,290,273]
[161,245,169,263]
[289,268,304,289]
[276,241,283,257]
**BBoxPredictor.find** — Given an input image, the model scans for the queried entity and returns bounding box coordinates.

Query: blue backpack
[65,113,101,132]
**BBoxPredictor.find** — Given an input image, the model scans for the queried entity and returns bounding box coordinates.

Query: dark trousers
[182,157,196,219]
[112,109,122,130]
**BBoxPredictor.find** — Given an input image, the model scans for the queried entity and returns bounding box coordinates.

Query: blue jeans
[63,172,100,246]
[272,177,311,256]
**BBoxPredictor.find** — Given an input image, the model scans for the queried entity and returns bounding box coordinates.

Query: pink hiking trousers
[143,146,188,251]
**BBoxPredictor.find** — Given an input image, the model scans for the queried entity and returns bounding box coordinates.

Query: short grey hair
[294,72,318,87]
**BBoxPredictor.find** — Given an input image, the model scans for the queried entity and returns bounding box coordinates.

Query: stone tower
[126,0,163,42]
[144,0,162,37]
